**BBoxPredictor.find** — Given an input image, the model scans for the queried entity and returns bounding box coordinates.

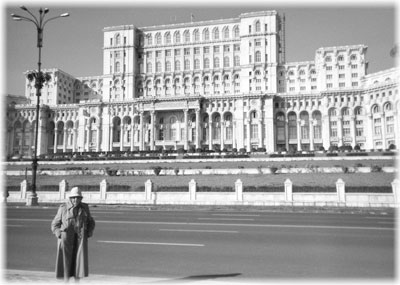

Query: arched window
[372,105,380,114]
[183,30,190,42]
[213,28,219,40]
[350,54,357,61]
[165,61,171,72]
[156,62,162,73]
[384,102,392,111]
[155,33,162,45]
[115,34,121,45]
[194,59,200,70]
[193,29,200,42]
[255,21,261,32]
[184,59,190,70]
[233,26,240,38]
[146,34,152,45]
[115,62,121,73]
[204,58,210,69]
[223,27,229,39]
[203,28,209,41]
[175,60,180,71]
[174,31,180,43]
[214,57,220,68]
[165,32,171,44]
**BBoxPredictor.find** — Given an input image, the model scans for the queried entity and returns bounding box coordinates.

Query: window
[223,56,230,68]
[165,61,171,72]
[193,30,200,42]
[204,47,210,54]
[203,29,209,41]
[214,57,220,68]
[155,33,161,44]
[223,27,229,39]
[175,60,180,71]
[194,59,200,70]
[165,33,171,44]
[174,32,180,43]
[204,58,210,69]
[213,28,219,40]
[184,48,190,55]
[174,49,181,56]
[184,59,190,70]
[156,62,161,72]
[234,56,240,66]
[234,26,239,38]
[214,46,220,53]
[184,30,190,42]
[224,45,230,52]
[255,21,261,32]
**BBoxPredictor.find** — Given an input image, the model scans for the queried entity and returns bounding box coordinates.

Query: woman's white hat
[68,187,83,198]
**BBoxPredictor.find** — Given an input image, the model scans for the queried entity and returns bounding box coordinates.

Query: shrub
[152,166,162,176]
[329,145,339,152]
[239,148,246,154]
[174,168,180,175]
[370,165,382,172]
[389,144,396,150]
[318,146,325,151]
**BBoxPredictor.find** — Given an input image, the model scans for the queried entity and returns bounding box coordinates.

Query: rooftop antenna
[191,13,194,23]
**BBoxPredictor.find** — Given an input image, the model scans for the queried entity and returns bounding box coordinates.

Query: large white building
[5,10,399,158]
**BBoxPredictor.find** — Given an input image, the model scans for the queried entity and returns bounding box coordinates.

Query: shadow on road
[158,273,242,283]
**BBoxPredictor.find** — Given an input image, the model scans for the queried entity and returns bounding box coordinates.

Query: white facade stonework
[5,11,399,157]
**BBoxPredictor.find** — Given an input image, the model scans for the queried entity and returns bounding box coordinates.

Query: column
[232,121,237,149]
[296,120,301,151]
[96,125,101,152]
[109,124,114,152]
[195,109,201,149]
[220,120,224,150]
[208,117,212,150]
[53,127,58,153]
[246,119,251,152]
[120,123,124,151]
[350,116,356,148]
[151,111,156,151]
[63,128,67,153]
[337,117,343,147]
[258,119,263,148]
[309,120,315,151]
[184,109,189,150]
[382,114,387,149]
[130,124,135,151]
[284,118,289,151]
[139,112,144,151]
[72,129,77,152]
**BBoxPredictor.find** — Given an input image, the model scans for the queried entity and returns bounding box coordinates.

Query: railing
[4,178,399,208]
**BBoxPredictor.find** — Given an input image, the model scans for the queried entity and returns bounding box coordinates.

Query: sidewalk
[3,269,169,284]
[3,269,241,284]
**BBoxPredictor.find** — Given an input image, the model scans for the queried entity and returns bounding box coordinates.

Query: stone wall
[5,178,399,208]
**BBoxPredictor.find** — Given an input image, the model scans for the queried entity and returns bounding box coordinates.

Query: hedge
[243,186,284,192]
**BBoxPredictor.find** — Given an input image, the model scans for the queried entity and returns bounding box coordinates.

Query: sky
[2,0,398,96]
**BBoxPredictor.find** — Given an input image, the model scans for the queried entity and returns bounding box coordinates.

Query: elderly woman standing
[51,187,96,281]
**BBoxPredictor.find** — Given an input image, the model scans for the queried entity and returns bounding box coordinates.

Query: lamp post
[11,6,69,206]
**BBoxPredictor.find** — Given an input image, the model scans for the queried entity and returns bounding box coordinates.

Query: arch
[371,104,380,114]
[233,25,240,38]
[164,32,171,44]
[383,102,393,111]
[212,27,219,40]
[155,32,162,45]
[193,29,200,42]
[183,30,190,42]
[354,106,364,116]
[341,107,351,116]
[255,20,261,32]
[222,26,229,39]
[328,107,337,117]
[202,28,209,41]
[173,31,181,43]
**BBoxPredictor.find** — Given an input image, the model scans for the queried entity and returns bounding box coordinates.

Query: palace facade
[5,10,399,158]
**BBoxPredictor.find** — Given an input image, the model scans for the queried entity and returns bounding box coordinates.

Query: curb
[4,269,168,284]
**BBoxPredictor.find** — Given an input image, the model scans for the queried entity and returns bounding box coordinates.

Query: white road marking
[6,218,394,231]
[198,218,255,221]
[159,229,238,233]
[212,214,260,217]
[97,240,204,247]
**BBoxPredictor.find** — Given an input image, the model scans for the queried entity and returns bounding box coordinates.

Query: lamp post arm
[11,14,39,28]
[43,15,68,27]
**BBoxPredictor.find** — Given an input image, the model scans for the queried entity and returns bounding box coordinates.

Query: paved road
[4,205,396,282]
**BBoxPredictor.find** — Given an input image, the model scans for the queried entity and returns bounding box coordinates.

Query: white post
[100,179,108,200]
[235,179,243,202]
[336,178,346,204]
[284,179,292,202]
[391,179,399,205]
[20,180,28,199]
[59,180,68,200]
[145,179,153,201]
[189,179,197,201]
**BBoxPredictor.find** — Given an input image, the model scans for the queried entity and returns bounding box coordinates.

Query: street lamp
[11,6,69,206]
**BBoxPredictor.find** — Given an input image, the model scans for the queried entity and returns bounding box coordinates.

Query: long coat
[51,201,95,279]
